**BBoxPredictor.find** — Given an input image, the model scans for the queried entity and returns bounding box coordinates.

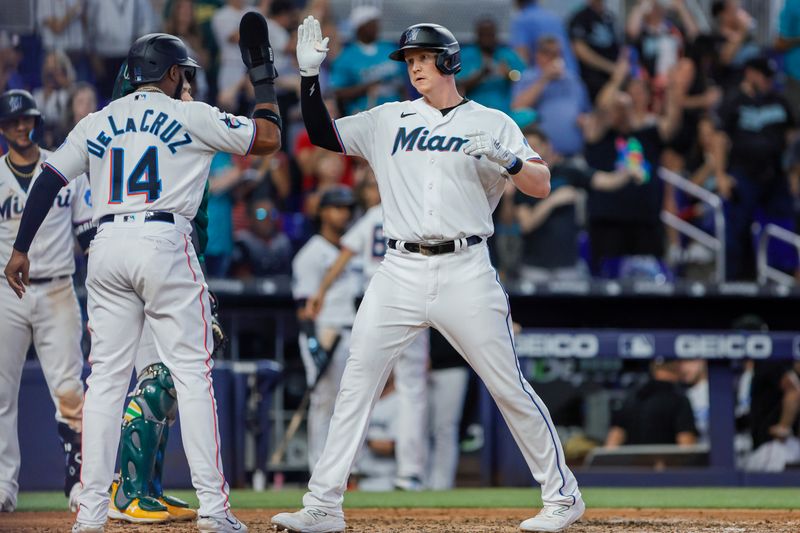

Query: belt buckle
[419,245,434,256]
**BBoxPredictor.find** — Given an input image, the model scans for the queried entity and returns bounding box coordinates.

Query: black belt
[29,275,70,285]
[98,211,174,225]
[387,235,482,256]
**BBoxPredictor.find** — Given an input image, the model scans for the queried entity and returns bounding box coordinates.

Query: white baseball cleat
[0,491,14,512]
[271,507,346,533]
[519,498,585,532]
[393,476,424,491]
[68,483,81,513]
[197,513,248,532]
[71,522,104,533]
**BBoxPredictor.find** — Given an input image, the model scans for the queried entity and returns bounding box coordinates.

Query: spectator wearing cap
[777,0,800,118]
[713,56,797,279]
[511,35,591,157]
[510,0,579,74]
[231,195,293,279]
[568,0,621,103]
[85,0,158,100]
[605,359,698,448]
[457,17,526,115]
[329,6,404,116]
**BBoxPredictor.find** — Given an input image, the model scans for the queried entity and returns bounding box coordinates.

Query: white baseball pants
[77,216,230,526]
[303,242,580,513]
[392,330,429,481]
[302,327,351,471]
[0,277,84,506]
[427,366,469,490]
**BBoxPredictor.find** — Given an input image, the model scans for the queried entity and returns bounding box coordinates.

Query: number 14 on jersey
[109,146,162,204]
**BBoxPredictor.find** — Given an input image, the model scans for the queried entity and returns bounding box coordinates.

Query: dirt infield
[2,508,798,532]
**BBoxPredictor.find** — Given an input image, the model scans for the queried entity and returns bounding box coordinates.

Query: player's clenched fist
[4,249,30,299]
[463,131,520,172]
[297,15,330,76]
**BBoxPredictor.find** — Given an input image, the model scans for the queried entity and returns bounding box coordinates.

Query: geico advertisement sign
[674,335,772,358]
[515,334,598,358]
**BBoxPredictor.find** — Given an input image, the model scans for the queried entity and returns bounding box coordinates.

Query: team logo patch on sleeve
[220,114,244,129]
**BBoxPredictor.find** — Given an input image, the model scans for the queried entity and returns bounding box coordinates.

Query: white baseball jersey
[292,235,359,329]
[43,90,257,221]
[333,98,541,242]
[340,204,385,291]
[0,150,91,278]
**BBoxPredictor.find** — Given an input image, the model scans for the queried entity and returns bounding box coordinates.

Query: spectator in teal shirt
[457,18,526,115]
[778,0,800,116]
[329,6,404,116]
[206,152,244,277]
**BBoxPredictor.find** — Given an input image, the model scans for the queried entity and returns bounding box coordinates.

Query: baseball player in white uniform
[305,175,430,490]
[0,89,91,514]
[272,18,584,533]
[292,186,360,471]
[5,16,282,533]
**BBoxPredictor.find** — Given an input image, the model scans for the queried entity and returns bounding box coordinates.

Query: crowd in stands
[3,0,800,283]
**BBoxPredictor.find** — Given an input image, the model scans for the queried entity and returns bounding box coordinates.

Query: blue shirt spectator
[510,0,579,74]
[457,18,526,115]
[206,152,243,277]
[330,6,404,116]
[512,36,590,156]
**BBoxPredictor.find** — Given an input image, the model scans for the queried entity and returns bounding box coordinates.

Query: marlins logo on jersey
[0,150,92,278]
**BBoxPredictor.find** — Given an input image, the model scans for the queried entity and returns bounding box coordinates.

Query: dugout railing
[18,283,800,491]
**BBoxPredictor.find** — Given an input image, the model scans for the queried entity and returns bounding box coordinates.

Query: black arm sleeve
[300,75,344,153]
[13,167,67,253]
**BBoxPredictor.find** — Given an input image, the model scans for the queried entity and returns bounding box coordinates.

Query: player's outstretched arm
[296,16,344,153]
[304,247,355,318]
[463,131,550,198]
[239,12,282,155]
[3,166,67,298]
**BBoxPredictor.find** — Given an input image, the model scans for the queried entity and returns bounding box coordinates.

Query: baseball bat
[270,389,311,467]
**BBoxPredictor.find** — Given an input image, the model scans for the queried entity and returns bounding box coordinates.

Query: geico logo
[516,334,598,358]
[674,335,772,358]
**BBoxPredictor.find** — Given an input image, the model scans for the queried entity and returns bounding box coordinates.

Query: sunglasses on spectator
[255,207,280,221]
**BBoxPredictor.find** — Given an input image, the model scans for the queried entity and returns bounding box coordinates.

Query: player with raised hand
[103,60,199,525]
[0,89,91,515]
[4,13,281,533]
[272,17,584,533]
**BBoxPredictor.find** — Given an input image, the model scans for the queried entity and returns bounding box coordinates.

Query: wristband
[506,156,523,175]
[253,82,277,105]
[252,108,282,131]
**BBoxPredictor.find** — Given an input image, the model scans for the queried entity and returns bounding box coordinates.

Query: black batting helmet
[0,90,43,141]
[0,89,41,123]
[319,186,356,209]
[126,33,200,86]
[389,24,461,75]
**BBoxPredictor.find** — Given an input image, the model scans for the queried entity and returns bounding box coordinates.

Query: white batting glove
[463,131,520,171]
[296,15,329,77]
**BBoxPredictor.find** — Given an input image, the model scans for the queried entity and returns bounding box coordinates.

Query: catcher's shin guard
[112,364,176,521]
[151,425,196,520]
